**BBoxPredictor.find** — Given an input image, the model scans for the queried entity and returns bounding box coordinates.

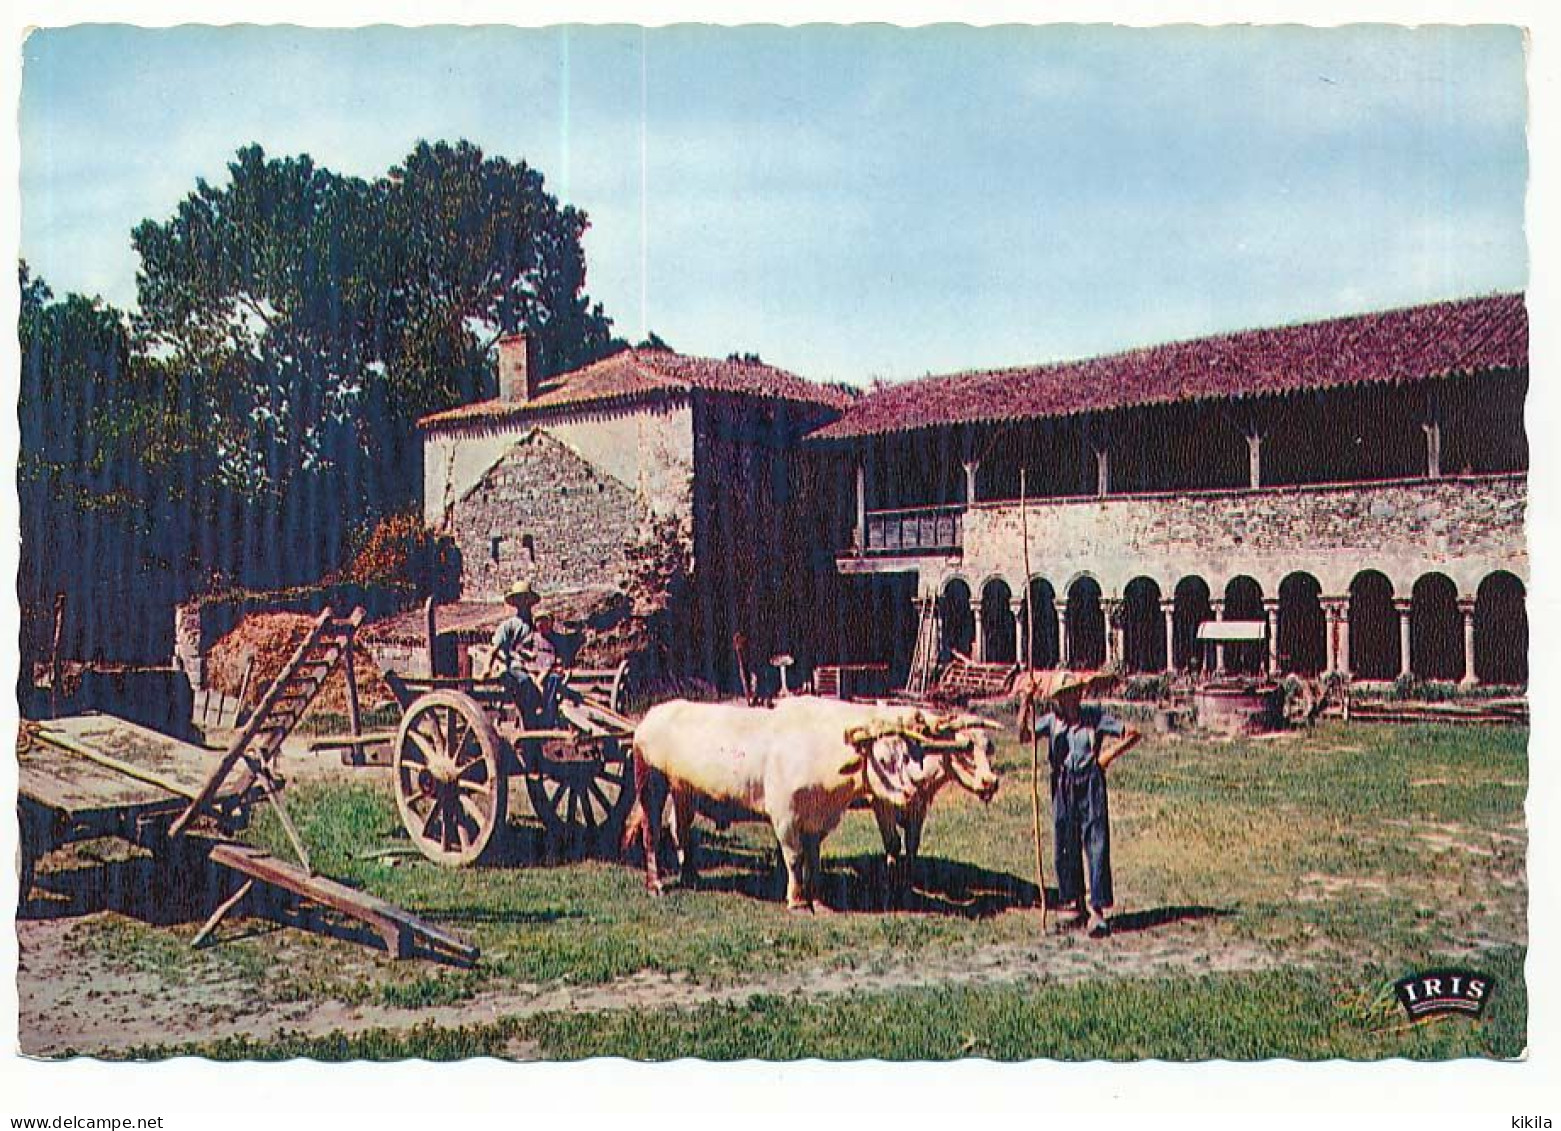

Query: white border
[0,3,1554,1125]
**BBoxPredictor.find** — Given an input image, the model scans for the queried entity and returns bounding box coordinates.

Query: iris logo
[1393,968,1493,1021]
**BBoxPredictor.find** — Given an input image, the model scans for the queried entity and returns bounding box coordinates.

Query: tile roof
[809,293,1527,442]
[418,347,852,430]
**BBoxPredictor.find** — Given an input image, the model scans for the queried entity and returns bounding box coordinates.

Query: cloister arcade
[934,566,1527,686]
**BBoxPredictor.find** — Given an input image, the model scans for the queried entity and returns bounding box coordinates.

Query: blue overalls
[1033,706,1123,913]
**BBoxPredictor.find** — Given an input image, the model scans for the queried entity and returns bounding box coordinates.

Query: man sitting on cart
[486,582,591,732]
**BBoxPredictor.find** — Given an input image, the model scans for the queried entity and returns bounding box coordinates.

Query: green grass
[116,945,1526,1062]
[48,719,1528,1059]
[222,722,1528,1000]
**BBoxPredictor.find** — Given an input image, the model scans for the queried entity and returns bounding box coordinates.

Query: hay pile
[206,611,395,717]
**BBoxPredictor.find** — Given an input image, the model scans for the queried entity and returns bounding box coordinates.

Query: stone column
[1263,598,1280,674]
[1329,598,1352,675]
[1095,448,1110,497]
[854,461,866,552]
[970,600,985,663]
[1104,598,1124,671]
[1210,599,1227,673]
[1246,432,1263,490]
[1011,597,1027,667]
[963,460,979,505]
[1395,598,1413,678]
[1423,418,1442,479]
[1056,602,1070,668]
[1459,597,1478,685]
[1321,601,1340,673]
[1161,599,1177,673]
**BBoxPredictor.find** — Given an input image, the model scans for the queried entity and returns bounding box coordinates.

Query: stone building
[809,294,1528,687]
[419,336,850,684]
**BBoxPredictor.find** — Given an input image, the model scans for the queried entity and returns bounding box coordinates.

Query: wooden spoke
[587,780,613,816]
[459,793,489,828]
[400,732,433,767]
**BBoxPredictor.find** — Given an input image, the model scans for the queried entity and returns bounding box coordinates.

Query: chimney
[498,333,540,402]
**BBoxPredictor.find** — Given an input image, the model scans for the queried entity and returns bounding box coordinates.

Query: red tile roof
[419,347,851,430]
[809,294,1527,442]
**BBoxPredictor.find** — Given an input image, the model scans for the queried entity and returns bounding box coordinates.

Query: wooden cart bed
[19,715,241,830]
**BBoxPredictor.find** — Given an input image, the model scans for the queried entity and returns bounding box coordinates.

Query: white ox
[772,698,1000,881]
[626,699,925,911]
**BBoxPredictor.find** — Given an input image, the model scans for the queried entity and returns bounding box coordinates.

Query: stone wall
[938,473,1526,601]
[423,400,694,529]
[444,430,647,602]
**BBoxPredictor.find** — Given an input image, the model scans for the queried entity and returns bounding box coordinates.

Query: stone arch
[1474,571,1527,685]
[1173,575,1212,673]
[1223,575,1266,675]
[1349,570,1399,680]
[1122,576,1165,673]
[980,577,1017,665]
[939,577,976,661]
[1278,572,1326,676]
[1065,575,1106,670]
[1024,576,1061,669]
[1411,573,1463,681]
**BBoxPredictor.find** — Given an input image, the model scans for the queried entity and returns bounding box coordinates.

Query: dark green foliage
[20,140,618,662]
[17,262,199,661]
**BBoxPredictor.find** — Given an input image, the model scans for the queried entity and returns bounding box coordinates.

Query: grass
[116,944,1526,1061]
[37,719,1528,1059]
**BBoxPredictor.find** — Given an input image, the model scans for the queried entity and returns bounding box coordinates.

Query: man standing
[1021,671,1142,939]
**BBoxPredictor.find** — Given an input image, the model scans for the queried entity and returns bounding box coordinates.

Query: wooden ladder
[169,606,366,862]
[905,596,939,699]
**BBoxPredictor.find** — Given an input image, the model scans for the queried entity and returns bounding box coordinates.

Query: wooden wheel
[394,690,508,867]
[525,734,634,850]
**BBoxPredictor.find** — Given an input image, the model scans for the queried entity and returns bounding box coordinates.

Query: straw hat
[504,580,540,607]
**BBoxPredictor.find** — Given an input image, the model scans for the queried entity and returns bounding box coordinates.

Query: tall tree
[18,262,198,662]
[130,141,618,589]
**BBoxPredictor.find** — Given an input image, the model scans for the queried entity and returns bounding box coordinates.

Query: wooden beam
[424,597,439,677]
[50,593,65,721]
[208,842,479,965]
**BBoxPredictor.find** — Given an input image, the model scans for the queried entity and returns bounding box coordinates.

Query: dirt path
[18,913,1286,1058]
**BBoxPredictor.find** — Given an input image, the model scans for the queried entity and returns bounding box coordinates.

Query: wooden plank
[18,717,236,813]
[208,842,479,964]
[28,727,201,801]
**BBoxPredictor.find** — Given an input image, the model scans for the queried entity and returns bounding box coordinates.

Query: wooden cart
[17,714,250,905]
[375,670,637,867]
[20,608,480,964]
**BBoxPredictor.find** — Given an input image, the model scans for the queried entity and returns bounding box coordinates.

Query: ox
[772,698,1000,882]
[626,699,924,911]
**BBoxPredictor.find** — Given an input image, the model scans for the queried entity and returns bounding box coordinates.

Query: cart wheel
[525,735,634,851]
[394,691,508,867]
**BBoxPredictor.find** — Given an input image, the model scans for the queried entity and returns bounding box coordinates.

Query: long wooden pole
[50,593,65,720]
[1020,468,1047,932]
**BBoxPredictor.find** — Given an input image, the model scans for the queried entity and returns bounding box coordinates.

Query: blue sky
[20,23,1527,385]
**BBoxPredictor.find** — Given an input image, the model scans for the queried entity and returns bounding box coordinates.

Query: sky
[19,23,1529,385]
